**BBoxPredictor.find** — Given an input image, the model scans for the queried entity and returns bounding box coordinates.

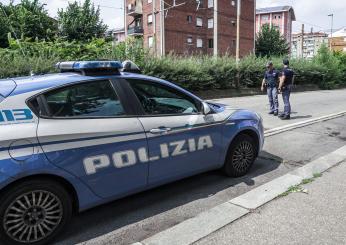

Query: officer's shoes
[278,113,285,118]
[280,115,290,120]
[273,111,278,116]
[268,111,275,115]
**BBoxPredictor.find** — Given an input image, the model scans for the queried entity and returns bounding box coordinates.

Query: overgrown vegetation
[0,38,345,91]
[1,0,345,92]
[57,0,107,42]
[0,0,57,47]
[255,24,289,57]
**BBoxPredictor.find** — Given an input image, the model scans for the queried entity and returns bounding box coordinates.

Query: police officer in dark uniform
[278,59,294,120]
[261,61,279,116]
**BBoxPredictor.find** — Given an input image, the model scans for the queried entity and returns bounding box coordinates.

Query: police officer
[261,61,279,116]
[278,59,294,120]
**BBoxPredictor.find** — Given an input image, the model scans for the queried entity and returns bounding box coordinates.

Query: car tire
[223,134,258,177]
[0,179,72,245]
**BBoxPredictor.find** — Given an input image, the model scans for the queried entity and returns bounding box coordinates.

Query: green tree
[0,0,57,47]
[255,24,289,57]
[58,0,108,41]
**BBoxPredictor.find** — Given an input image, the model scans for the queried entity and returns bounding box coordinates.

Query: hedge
[0,38,345,91]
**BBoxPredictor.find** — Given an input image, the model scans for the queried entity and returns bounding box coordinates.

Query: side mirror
[202,102,211,115]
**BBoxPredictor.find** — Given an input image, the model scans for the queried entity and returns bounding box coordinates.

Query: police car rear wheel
[0,179,72,245]
[223,134,257,177]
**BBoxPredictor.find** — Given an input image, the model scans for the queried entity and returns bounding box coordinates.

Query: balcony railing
[127,26,144,36]
[127,4,142,16]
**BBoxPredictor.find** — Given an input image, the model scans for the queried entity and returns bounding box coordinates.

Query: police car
[0,61,264,244]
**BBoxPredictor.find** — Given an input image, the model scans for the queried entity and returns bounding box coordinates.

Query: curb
[136,145,346,245]
[264,111,346,137]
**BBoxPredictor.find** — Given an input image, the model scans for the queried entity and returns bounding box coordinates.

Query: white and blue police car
[0,61,264,244]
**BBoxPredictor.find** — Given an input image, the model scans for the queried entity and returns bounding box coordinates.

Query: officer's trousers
[282,85,292,116]
[267,87,279,113]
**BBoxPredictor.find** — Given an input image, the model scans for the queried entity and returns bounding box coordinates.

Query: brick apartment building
[256,6,296,47]
[124,0,255,56]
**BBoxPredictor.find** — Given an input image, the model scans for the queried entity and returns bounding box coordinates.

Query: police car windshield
[0,95,4,103]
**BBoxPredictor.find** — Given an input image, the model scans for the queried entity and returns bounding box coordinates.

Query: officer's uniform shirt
[282,67,294,86]
[264,69,279,88]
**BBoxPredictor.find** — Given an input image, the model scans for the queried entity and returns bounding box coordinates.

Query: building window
[208,0,213,8]
[278,15,281,19]
[208,18,213,28]
[147,14,153,24]
[231,0,236,6]
[148,36,154,48]
[261,15,269,21]
[208,39,214,48]
[187,37,193,44]
[196,17,203,27]
[187,15,192,23]
[231,20,236,27]
[231,39,236,48]
[197,38,203,48]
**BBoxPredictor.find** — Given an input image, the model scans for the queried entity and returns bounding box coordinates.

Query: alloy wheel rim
[3,190,63,243]
[232,141,254,173]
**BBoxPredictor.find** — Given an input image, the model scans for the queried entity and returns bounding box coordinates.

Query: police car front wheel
[223,134,257,177]
[0,179,72,245]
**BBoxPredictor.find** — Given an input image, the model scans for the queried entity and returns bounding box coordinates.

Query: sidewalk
[196,161,346,245]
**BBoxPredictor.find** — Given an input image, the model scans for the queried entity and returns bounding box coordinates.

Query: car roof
[9,72,201,101]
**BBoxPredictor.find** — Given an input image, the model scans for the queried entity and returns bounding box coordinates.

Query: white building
[291,31,328,59]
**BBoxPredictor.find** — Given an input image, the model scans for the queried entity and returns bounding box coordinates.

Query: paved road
[211,88,346,129]
[196,160,346,245]
[55,112,346,244]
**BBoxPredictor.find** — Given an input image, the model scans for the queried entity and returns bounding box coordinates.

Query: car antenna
[0,3,33,77]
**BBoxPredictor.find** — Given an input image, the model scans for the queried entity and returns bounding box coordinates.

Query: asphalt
[55,115,346,243]
[211,88,346,129]
[196,160,346,245]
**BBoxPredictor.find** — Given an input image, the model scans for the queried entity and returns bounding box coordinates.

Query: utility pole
[152,0,157,55]
[160,0,165,56]
[235,0,241,64]
[328,14,334,51]
[213,0,218,56]
[301,24,304,59]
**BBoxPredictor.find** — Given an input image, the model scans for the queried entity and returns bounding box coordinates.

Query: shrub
[0,39,345,91]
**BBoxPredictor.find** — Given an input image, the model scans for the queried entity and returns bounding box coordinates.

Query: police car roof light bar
[56,61,123,72]
[56,60,141,75]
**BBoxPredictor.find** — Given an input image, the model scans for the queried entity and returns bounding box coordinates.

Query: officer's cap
[283,59,289,65]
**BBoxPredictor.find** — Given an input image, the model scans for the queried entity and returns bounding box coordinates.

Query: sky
[1,0,345,34]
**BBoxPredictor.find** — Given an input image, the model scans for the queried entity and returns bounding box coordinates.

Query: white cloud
[257,0,346,33]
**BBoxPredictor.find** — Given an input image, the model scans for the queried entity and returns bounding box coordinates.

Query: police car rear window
[43,80,125,118]
[0,79,16,98]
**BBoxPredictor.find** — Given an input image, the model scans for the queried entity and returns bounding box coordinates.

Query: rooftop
[330,27,346,38]
[256,6,296,20]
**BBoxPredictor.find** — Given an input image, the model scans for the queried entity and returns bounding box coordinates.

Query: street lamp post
[328,14,334,51]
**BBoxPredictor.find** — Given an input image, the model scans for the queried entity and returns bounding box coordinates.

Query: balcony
[127,3,142,16]
[127,26,144,36]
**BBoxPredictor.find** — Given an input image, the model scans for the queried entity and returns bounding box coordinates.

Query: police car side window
[43,80,125,118]
[128,80,201,115]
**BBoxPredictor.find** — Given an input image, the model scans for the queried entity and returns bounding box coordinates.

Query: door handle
[150,127,172,134]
